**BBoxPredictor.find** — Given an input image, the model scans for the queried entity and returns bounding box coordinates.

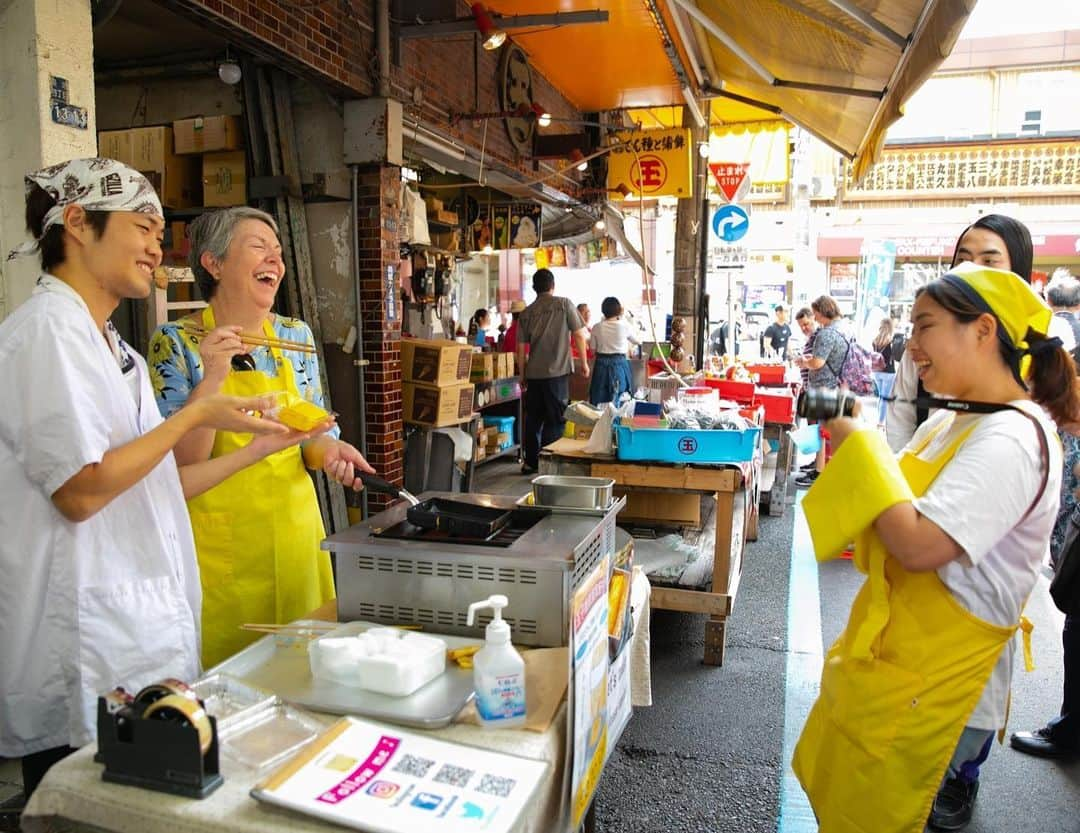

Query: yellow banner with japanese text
[606,127,693,199]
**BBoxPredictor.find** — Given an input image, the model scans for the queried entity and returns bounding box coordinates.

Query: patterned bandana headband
[7,157,163,260]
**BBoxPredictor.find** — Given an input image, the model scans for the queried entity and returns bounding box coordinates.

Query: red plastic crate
[703,378,755,404]
[739,405,765,425]
[746,364,786,385]
[756,389,796,424]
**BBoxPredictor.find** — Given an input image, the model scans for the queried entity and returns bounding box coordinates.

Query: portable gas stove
[324,492,619,647]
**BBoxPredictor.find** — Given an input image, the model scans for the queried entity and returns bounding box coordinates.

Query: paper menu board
[570,556,609,827]
[253,717,547,833]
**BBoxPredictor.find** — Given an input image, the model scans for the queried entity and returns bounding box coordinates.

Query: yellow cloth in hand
[802,428,914,563]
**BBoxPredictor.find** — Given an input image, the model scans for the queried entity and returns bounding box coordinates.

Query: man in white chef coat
[0,158,323,797]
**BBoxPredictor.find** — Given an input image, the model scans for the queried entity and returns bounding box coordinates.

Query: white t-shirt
[590,319,639,355]
[908,401,1061,729]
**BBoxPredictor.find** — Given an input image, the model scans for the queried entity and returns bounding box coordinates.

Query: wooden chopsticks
[185,326,318,355]
[240,623,338,636]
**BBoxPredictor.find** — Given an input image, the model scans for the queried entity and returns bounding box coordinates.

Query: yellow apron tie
[1019,615,1036,673]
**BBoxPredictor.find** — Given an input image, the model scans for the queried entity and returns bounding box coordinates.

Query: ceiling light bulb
[482,244,494,255]
[577,160,588,172]
[218,60,242,85]
[483,30,506,50]
[698,140,710,158]
[594,219,606,231]
[538,112,552,127]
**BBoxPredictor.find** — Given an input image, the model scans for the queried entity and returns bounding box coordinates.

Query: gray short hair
[188,207,279,300]
[1047,273,1080,309]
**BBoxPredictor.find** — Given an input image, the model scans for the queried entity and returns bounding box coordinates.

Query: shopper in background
[793,295,847,487]
[795,263,1072,833]
[503,299,526,359]
[571,302,594,363]
[760,304,792,359]
[577,303,591,329]
[872,317,898,426]
[589,296,640,406]
[471,308,491,348]
[1046,272,1080,367]
[794,307,818,387]
[149,206,374,667]
[516,269,589,474]
[0,160,304,797]
[887,214,1034,451]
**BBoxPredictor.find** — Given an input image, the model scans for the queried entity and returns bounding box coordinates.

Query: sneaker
[794,470,819,488]
[520,464,538,475]
[928,776,978,831]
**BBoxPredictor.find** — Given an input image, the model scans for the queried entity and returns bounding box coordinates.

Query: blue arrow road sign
[712,204,749,243]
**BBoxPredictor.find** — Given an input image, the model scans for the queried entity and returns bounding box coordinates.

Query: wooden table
[540,439,756,666]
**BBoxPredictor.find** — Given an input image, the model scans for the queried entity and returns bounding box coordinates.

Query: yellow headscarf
[939,261,1054,379]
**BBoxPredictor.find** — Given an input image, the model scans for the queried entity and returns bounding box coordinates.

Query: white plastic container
[309,626,447,697]
[466,595,526,729]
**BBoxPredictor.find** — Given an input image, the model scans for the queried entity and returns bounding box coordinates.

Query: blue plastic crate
[482,414,516,442]
[615,424,760,464]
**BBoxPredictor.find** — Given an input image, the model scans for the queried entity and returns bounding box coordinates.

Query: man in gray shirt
[516,269,590,473]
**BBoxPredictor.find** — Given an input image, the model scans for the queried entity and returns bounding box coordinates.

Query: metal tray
[531,475,615,509]
[207,620,477,729]
[406,497,512,538]
[516,493,627,518]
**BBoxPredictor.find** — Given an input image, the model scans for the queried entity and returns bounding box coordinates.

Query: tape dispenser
[96,677,223,798]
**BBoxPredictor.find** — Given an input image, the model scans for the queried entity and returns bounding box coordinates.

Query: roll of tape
[133,678,197,710]
[142,694,213,755]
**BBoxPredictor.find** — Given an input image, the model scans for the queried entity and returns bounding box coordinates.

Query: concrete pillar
[0,0,97,320]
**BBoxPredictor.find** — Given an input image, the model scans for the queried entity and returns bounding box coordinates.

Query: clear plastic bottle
[466,595,526,729]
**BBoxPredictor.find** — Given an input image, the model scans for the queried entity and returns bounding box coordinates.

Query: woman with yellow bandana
[793,261,1079,833]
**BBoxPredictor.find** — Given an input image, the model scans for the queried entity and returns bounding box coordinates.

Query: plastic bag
[584,403,616,455]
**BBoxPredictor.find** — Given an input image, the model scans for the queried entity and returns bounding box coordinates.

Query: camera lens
[797,388,856,420]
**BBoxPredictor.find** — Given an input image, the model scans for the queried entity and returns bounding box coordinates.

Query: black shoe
[520,464,538,475]
[928,776,978,831]
[1010,726,1078,759]
[799,461,817,472]
[794,471,819,488]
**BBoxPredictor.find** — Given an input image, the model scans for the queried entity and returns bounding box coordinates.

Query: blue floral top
[147,314,340,439]
[1051,430,1080,563]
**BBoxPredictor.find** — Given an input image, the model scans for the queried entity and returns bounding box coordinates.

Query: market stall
[23,491,652,833]
[540,384,762,667]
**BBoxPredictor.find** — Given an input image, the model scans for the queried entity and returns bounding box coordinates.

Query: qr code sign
[392,754,435,778]
[476,774,516,798]
[433,764,474,787]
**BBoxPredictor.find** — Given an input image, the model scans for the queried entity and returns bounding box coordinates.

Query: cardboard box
[473,443,487,462]
[98,126,201,208]
[202,151,247,207]
[173,115,243,154]
[470,353,494,383]
[423,195,443,213]
[616,490,702,526]
[430,209,458,225]
[496,431,511,448]
[400,338,473,386]
[402,382,474,427]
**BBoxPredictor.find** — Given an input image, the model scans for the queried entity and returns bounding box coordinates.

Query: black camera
[797,388,857,420]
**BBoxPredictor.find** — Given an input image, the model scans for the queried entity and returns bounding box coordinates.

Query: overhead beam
[819,0,908,49]
[398,10,608,39]
[774,79,883,98]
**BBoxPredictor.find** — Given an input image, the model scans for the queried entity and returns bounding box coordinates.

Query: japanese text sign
[709,162,750,202]
[606,128,692,199]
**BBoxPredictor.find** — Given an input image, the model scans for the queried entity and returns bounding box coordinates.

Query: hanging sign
[606,128,692,199]
[711,204,749,243]
[708,162,750,202]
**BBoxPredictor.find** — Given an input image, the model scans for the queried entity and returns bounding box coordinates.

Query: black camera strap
[884,396,1051,520]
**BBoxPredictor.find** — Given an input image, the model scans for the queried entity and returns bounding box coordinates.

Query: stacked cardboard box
[400,338,475,427]
[98,126,201,209]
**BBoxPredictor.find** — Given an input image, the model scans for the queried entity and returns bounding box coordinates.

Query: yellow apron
[188,307,334,668]
[793,418,1018,833]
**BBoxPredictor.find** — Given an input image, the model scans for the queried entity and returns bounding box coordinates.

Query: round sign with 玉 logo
[677,436,698,455]
[630,155,668,194]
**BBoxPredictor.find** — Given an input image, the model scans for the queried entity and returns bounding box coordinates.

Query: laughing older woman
[148,206,373,667]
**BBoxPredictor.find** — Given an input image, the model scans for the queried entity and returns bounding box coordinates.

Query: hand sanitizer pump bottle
[466,594,527,728]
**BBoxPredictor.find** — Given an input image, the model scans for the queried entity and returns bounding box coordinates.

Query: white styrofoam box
[309,626,446,697]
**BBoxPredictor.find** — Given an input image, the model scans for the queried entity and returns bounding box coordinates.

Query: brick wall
[355,164,404,508]
[168,0,585,174]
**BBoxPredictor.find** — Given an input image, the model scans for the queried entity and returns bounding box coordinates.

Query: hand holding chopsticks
[186,324,317,355]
